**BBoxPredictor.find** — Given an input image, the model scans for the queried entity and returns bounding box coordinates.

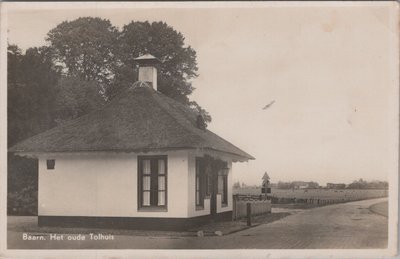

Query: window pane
[223,176,228,204]
[196,160,200,174]
[196,191,200,205]
[158,176,165,191]
[143,160,151,174]
[143,176,151,190]
[218,175,223,194]
[143,191,150,206]
[158,191,165,206]
[158,159,165,175]
[196,176,199,190]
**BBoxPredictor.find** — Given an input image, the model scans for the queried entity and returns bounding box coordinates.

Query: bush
[7,155,38,215]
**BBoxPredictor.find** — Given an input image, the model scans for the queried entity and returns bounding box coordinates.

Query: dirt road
[8,198,388,249]
[189,197,388,249]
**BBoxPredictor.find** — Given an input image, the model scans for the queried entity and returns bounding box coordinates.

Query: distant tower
[261,172,271,198]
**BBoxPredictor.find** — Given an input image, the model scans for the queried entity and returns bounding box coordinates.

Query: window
[195,158,205,208]
[47,159,55,170]
[138,156,167,208]
[218,162,229,206]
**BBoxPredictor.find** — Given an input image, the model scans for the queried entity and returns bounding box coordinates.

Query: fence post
[247,202,251,226]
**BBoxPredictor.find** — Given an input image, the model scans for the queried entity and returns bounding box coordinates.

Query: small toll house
[9,53,254,231]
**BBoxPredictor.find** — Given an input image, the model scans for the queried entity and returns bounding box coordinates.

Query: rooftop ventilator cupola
[134,54,162,91]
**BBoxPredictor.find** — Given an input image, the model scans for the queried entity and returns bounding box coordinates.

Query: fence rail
[269,195,387,205]
[232,190,387,222]
[233,190,387,205]
[233,194,269,201]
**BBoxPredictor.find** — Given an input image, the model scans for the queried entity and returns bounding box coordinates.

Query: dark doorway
[203,155,226,217]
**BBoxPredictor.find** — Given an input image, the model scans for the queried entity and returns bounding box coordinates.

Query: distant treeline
[344,179,388,189]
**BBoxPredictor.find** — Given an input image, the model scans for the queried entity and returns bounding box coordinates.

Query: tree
[8,45,60,146]
[46,17,119,85]
[277,181,295,189]
[54,76,106,124]
[46,18,211,123]
[116,21,211,123]
[7,44,22,86]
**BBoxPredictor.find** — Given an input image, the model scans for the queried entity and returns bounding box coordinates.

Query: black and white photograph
[0,2,398,258]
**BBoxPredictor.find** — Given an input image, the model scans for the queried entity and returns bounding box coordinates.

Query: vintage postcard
[0,1,398,258]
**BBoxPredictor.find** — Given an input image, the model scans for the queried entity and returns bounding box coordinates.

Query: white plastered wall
[37,150,189,218]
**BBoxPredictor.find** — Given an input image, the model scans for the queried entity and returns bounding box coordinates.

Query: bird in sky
[262,100,275,110]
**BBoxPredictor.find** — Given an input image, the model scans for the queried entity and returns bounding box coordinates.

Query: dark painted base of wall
[38,211,233,231]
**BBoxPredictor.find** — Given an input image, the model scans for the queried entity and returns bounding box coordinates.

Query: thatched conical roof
[9,82,254,160]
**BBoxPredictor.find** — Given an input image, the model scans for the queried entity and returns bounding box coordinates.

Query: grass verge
[369,201,388,217]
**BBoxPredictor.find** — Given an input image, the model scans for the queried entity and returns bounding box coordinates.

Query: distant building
[292,181,309,189]
[307,182,320,189]
[326,183,346,189]
[291,181,319,189]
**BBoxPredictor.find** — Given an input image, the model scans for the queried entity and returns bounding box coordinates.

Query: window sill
[138,207,168,212]
[196,205,204,211]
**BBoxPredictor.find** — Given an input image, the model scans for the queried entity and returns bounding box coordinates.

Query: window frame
[138,155,168,211]
[195,157,205,209]
[221,173,228,206]
[218,162,229,207]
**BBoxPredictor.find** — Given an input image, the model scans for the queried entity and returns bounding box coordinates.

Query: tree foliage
[46,17,119,85]
[115,21,198,102]
[8,45,60,147]
[46,18,211,122]
[347,179,388,189]
[54,76,106,124]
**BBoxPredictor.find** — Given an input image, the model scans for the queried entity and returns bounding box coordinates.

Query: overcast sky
[5,2,398,186]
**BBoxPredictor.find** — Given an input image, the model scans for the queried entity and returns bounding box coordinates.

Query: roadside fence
[232,195,271,221]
